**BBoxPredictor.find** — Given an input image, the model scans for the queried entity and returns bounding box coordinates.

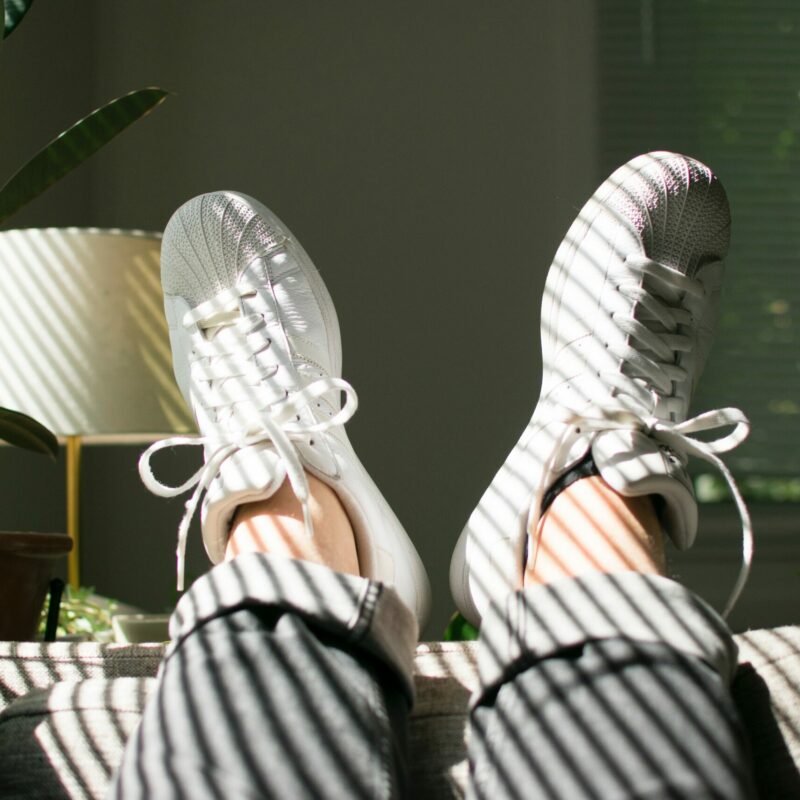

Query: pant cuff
[475,572,738,707]
[167,552,419,701]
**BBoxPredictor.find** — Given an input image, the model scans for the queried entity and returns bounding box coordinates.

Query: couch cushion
[0,678,155,800]
[733,627,800,798]
[0,641,165,713]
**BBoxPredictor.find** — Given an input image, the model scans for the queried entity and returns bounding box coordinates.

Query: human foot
[451,152,751,626]
[140,192,431,624]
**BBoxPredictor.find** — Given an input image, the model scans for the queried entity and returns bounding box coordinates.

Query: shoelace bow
[139,289,358,590]
[528,255,752,617]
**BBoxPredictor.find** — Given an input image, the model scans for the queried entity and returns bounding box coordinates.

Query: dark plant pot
[0,532,72,641]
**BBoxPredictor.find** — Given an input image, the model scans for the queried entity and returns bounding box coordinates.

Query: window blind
[598,0,800,481]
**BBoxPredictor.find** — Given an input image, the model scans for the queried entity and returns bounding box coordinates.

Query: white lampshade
[0,228,194,440]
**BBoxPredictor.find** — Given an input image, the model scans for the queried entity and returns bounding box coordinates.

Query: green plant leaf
[39,585,120,639]
[3,0,34,38]
[0,87,169,224]
[0,407,58,457]
[443,612,479,641]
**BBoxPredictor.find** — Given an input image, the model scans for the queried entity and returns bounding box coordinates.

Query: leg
[110,477,415,800]
[469,476,757,799]
[113,192,430,798]
[453,153,758,799]
[525,474,665,585]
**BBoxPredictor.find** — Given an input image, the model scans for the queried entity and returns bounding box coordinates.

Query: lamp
[0,228,195,588]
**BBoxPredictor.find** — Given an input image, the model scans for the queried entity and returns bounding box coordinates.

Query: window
[598,0,800,494]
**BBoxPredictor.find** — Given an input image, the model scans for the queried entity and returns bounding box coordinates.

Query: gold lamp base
[66,435,82,588]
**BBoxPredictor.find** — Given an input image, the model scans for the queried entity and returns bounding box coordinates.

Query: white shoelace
[139,289,358,590]
[528,255,752,617]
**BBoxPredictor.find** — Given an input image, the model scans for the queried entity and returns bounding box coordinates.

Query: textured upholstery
[0,632,798,799]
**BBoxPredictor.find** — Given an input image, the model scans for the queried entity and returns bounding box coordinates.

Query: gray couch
[1,630,799,799]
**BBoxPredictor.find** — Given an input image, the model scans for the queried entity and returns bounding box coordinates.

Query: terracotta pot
[0,532,73,641]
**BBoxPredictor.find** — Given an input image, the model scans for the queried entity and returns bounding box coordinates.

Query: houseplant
[0,0,170,639]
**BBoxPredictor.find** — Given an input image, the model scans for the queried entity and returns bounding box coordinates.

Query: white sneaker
[450,151,752,627]
[140,191,431,625]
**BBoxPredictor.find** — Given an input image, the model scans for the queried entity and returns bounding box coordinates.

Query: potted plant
[0,0,169,640]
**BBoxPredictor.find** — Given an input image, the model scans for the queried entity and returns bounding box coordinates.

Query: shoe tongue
[592,430,666,494]
[220,445,286,495]
[200,308,244,339]
[590,429,697,549]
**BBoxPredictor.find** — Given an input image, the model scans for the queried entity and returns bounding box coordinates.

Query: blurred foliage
[598,1,800,479]
[696,473,800,503]
[0,87,169,224]
[37,585,118,640]
[443,611,479,641]
[0,0,167,226]
[2,0,33,38]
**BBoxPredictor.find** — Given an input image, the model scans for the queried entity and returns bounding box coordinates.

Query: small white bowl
[112,613,170,643]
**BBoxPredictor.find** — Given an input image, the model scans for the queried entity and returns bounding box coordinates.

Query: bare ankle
[524,475,666,587]
[225,473,360,576]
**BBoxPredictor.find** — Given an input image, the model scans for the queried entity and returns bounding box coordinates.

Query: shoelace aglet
[176,560,185,593]
[302,500,315,540]
[176,504,193,592]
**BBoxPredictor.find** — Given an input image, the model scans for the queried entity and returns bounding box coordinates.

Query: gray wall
[2,1,597,637]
